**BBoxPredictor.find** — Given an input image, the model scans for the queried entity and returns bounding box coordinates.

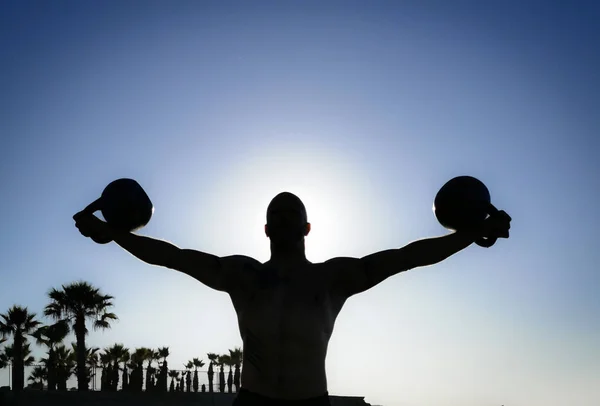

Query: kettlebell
[80,178,154,244]
[433,176,499,248]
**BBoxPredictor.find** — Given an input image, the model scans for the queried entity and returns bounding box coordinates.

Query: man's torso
[228,259,348,400]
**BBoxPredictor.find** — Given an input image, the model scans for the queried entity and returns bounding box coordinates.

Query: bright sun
[203,140,374,262]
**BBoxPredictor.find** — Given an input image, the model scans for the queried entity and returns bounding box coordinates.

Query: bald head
[267,192,307,221]
[265,192,310,242]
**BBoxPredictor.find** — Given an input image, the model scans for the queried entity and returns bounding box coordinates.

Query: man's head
[265,192,311,245]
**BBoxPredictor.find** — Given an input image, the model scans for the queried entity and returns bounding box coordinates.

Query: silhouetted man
[74,191,511,406]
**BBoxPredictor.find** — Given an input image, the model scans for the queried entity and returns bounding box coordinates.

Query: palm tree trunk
[101,364,108,391]
[135,365,144,392]
[193,368,199,392]
[57,367,67,391]
[160,362,168,392]
[122,365,128,391]
[112,361,119,391]
[218,366,225,393]
[208,362,214,392]
[145,362,152,391]
[227,366,233,393]
[12,334,24,392]
[47,349,57,391]
[74,317,89,391]
[234,364,240,392]
[185,371,191,392]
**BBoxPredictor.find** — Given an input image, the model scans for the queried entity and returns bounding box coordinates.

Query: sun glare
[203,139,374,262]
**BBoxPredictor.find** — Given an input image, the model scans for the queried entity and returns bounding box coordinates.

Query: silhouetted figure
[75,191,511,405]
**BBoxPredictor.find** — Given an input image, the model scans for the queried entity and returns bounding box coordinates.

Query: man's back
[229,259,347,400]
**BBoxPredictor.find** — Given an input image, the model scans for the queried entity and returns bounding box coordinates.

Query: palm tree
[128,348,146,392]
[156,347,169,392]
[99,350,112,391]
[221,354,234,393]
[157,347,169,367]
[87,350,100,390]
[1,342,36,390]
[52,344,75,390]
[105,344,127,391]
[141,347,158,391]
[32,320,69,391]
[229,347,243,392]
[217,354,228,393]
[27,365,47,389]
[86,346,100,375]
[0,305,41,392]
[184,360,193,392]
[1,343,36,365]
[192,358,205,392]
[44,281,117,391]
[207,352,218,392]
[71,343,100,389]
[168,370,179,392]
[120,349,131,391]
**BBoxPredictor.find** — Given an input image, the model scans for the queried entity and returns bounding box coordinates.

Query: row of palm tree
[0,280,243,393]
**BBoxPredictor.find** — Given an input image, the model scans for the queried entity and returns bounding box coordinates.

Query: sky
[1,1,599,405]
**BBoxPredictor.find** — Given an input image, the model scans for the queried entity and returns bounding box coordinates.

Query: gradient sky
[1,1,599,405]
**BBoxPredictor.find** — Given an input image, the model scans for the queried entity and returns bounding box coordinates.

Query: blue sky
[1,1,599,405]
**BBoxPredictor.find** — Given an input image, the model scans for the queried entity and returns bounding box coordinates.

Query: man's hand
[480,209,512,240]
[73,211,114,243]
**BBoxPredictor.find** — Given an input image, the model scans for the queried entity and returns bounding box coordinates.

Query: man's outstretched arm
[74,212,254,292]
[112,231,252,292]
[328,210,511,297]
[327,231,477,297]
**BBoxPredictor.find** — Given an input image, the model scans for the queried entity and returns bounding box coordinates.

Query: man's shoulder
[312,256,363,285]
[316,256,372,298]
[222,254,262,267]
[221,255,263,283]
[222,255,263,295]
[320,256,362,271]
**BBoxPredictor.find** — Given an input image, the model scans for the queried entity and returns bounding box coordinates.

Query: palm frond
[0,305,41,336]
[158,346,169,359]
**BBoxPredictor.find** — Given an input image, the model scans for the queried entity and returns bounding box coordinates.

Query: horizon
[1,1,599,405]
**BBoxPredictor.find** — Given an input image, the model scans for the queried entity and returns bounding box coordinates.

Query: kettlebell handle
[475,203,498,248]
[83,197,103,214]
